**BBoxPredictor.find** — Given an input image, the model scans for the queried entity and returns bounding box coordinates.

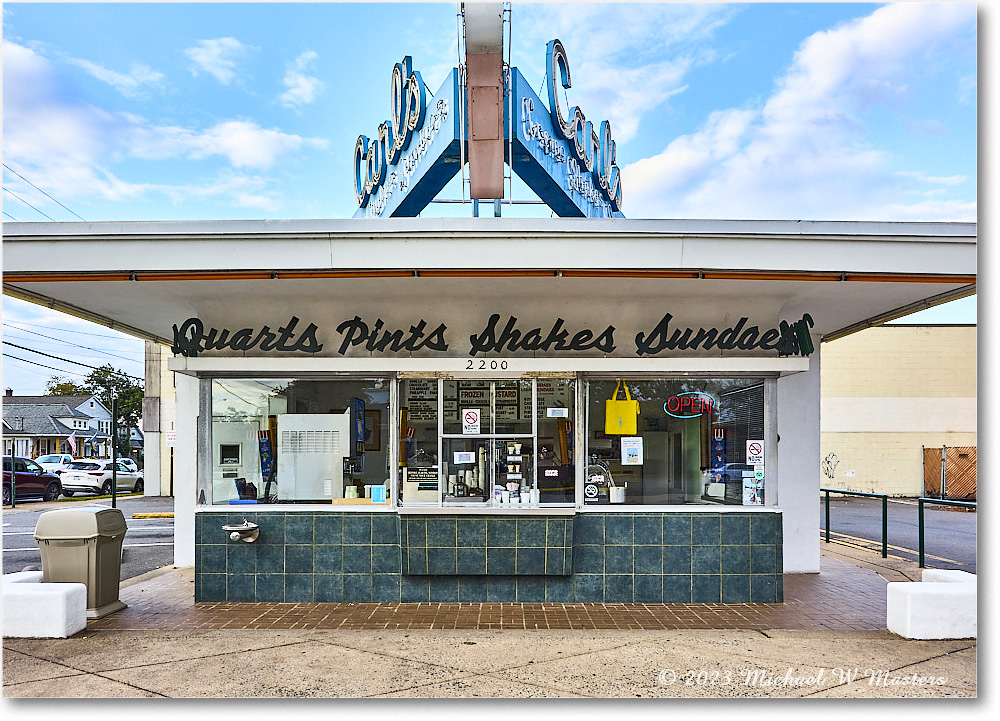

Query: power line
[2,341,143,381]
[3,211,19,221]
[2,330,144,360]
[3,320,142,342]
[2,324,143,364]
[2,187,55,221]
[2,353,90,378]
[3,164,86,221]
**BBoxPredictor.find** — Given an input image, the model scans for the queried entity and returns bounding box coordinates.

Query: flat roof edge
[2,217,977,240]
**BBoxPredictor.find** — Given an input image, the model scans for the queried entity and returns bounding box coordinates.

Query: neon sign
[351,39,625,218]
[545,39,622,212]
[354,56,428,209]
[664,392,716,418]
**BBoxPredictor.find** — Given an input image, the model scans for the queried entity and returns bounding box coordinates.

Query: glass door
[398,377,574,507]
[441,379,535,506]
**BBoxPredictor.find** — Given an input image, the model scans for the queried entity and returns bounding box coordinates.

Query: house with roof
[1,391,114,458]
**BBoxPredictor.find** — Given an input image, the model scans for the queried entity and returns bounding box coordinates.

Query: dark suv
[3,456,63,505]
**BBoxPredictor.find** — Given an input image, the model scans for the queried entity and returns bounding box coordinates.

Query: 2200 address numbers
[466,359,510,370]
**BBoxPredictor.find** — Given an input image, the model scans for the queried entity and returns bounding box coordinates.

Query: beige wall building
[821,324,977,497]
[141,341,176,497]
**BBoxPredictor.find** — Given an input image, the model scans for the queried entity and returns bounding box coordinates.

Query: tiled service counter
[195,509,783,604]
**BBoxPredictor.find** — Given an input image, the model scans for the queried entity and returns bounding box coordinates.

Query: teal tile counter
[401,515,573,575]
[194,510,783,604]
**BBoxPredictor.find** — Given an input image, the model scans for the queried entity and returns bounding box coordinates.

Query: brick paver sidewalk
[90,547,898,632]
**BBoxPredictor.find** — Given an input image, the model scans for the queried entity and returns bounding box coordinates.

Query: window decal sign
[462,408,482,435]
[746,440,765,465]
[711,429,726,482]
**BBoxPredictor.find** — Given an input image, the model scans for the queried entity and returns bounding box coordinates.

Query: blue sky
[2,2,979,394]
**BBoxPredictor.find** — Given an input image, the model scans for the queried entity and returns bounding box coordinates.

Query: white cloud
[895,171,967,188]
[623,3,976,221]
[155,169,282,212]
[3,38,327,213]
[516,3,735,142]
[279,50,324,109]
[66,57,164,97]
[184,37,249,85]
[128,120,328,170]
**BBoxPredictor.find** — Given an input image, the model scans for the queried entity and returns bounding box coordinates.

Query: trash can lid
[34,506,128,540]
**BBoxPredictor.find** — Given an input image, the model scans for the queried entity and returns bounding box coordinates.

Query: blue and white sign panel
[353,64,462,219]
[507,39,624,218]
[351,40,624,219]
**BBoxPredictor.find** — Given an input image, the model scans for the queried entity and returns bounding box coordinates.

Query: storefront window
[209,378,389,504]
[585,378,766,506]
[398,377,575,506]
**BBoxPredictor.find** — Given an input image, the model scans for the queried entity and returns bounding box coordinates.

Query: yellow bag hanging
[605,379,640,435]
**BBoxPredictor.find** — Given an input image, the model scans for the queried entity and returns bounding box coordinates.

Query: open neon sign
[664,392,716,419]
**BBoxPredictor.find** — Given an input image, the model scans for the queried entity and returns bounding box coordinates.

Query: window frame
[579,373,777,509]
[200,374,394,506]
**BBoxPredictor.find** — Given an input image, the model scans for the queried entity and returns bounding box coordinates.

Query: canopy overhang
[2,218,976,349]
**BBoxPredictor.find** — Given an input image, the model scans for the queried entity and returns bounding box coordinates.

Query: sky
[1,1,980,395]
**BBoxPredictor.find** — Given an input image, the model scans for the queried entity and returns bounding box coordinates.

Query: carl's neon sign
[354,56,427,208]
[664,392,716,418]
[545,39,622,212]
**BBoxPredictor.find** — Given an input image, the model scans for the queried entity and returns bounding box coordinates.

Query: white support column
[776,343,822,573]
[173,373,199,568]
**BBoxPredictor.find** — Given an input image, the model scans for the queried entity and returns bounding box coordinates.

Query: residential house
[2,390,113,458]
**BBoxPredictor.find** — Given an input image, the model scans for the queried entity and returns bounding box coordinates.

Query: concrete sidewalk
[2,542,976,698]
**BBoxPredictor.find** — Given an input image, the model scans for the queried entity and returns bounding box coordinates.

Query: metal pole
[824,489,830,543]
[921,445,925,496]
[881,495,888,558]
[918,498,925,568]
[111,396,118,509]
[940,445,947,500]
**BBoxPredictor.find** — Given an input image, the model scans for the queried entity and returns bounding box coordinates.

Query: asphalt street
[820,495,976,573]
[2,495,175,579]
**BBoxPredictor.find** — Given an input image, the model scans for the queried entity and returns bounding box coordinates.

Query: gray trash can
[34,506,128,619]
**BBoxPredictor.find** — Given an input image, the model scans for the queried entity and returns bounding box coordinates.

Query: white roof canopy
[3,218,976,347]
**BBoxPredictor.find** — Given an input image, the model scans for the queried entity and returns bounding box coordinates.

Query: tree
[83,365,143,458]
[45,376,89,395]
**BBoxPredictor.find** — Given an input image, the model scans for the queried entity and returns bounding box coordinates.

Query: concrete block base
[887,571,976,640]
[2,572,87,638]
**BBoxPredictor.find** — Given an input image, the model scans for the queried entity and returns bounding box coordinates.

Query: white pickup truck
[34,453,75,475]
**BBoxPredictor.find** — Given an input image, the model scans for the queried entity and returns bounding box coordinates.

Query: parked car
[35,453,75,475]
[714,463,756,483]
[118,458,140,473]
[61,459,143,496]
[3,456,63,505]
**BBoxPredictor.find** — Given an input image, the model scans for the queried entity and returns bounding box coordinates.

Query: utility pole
[111,393,118,509]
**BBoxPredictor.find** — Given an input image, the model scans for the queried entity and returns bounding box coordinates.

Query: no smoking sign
[462,408,481,435]
[746,440,764,465]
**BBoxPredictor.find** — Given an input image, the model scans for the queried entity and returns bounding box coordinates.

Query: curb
[131,512,174,518]
[119,564,180,589]
[820,540,923,582]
